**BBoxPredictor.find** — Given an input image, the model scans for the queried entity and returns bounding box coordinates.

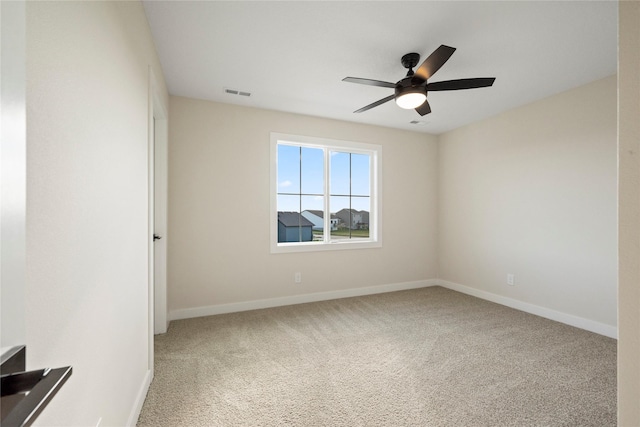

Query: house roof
[303,209,339,220]
[304,209,324,218]
[336,208,368,215]
[278,212,314,228]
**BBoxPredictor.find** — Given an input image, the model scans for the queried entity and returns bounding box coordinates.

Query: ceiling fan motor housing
[397,53,427,100]
[401,52,421,70]
[395,77,427,99]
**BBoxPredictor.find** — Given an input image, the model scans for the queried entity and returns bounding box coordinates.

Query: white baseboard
[168,278,617,339]
[169,279,438,321]
[126,369,151,427]
[435,279,618,339]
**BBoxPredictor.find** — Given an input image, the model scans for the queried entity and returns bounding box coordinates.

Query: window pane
[330,151,350,196]
[276,200,313,243]
[330,196,370,240]
[277,194,300,213]
[351,197,370,215]
[351,197,370,238]
[301,147,324,195]
[301,196,324,242]
[351,153,370,196]
[330,196,351,239]
[277,145,300,194]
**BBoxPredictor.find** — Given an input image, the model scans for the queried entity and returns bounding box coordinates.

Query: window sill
[271,239,382,254]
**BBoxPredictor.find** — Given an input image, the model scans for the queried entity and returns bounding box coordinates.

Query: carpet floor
[137,286,616,426]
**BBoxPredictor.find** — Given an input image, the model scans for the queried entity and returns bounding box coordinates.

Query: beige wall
[168,96,438,314]
[169,76,619,332]
[618,1,640,424]
[26,1,167,425]
[437,76,618,330]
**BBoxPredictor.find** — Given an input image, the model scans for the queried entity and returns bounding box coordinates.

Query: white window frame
[270,132,382,253]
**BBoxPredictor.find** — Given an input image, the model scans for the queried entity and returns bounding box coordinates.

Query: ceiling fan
[343,45,495,116]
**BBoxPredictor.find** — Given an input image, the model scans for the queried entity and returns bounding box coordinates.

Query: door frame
[148,67,168,377]
[152,77,168,336]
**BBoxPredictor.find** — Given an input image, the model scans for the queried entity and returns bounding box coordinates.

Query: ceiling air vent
[409,120,428,126]
[224,88,251,97]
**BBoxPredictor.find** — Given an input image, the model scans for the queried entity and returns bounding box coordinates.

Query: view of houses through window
[276,144,371,243]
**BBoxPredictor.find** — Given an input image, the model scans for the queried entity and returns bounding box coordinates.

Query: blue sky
[277,145,370,213]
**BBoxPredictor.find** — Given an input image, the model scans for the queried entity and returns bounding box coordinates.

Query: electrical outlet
[96,417,102,427]
[507,274,515,286]
[294,272,302,283]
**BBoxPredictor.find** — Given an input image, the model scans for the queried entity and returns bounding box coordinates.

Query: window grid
[271,133,381,253]
[278,148,371,243]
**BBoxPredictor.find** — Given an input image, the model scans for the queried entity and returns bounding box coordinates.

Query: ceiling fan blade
[414,45,456,81]
[427,78,496,91]
[343,77,396,89]
[415,100,431,116]
[354,94,396,113]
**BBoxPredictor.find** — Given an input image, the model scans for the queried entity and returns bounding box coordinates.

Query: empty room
[1,1,639,426]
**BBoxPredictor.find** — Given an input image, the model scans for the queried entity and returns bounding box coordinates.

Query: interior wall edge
[617,0,640,424]
[126,369,152,427]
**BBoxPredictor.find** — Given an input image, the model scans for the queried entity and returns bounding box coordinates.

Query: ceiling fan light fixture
[344,45,495,116]
[395,91,427,109]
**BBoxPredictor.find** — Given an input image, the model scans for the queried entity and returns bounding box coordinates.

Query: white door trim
[147,67,168,381]
[149,67,168,339]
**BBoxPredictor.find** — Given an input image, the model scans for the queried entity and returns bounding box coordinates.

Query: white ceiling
[142,1,618,135]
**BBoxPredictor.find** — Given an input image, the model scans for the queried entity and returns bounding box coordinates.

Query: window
[270,133,382,253]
